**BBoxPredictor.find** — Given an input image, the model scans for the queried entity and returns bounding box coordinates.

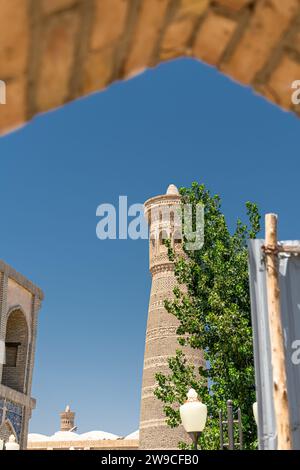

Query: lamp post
[180,389,207,450]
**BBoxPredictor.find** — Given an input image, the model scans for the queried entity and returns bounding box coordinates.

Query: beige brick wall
[0,261,43,449]
[0,0,299,134]
[7,278,33,326]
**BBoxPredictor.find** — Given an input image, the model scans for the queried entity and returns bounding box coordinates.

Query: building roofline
[0,384,36,409]
[0,260,44,300]
[144,193,181,208]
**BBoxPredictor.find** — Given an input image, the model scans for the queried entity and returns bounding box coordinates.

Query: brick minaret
[139,185,203,450]
[60,405,75,432]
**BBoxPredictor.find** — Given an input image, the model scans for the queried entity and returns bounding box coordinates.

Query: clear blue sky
[0,58,299,436]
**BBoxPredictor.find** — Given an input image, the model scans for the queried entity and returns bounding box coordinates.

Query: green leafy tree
[154,182,261,449]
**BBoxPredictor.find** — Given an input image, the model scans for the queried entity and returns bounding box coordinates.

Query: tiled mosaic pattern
[0,398,23,441]
[0,399,4,425]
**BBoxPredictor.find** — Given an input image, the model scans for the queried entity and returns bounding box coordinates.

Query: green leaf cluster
[154,182,261,450]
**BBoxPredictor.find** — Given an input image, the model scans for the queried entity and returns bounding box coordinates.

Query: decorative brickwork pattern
[0,419,16,443]
[0,0,300,134]
[60,405,75,431]
[139,185,203,450]
[0,400,24,442]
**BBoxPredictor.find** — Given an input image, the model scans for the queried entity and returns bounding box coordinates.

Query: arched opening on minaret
[1,309,29,394]
[150,235,156,259]
[159,230,169,252]
[173,229,182,246]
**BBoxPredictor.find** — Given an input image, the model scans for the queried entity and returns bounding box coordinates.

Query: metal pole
[237,408,243,450]
[193,433,197,450]
[265,214,292,450]
[227,400,234,450]
[189,432,201,450]
[219,410,224,450]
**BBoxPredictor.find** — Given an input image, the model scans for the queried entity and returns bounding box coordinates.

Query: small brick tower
[139,185,203,450]
[60,405,75,431]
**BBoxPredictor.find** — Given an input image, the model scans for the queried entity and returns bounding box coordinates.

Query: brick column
[21,295,41,449]
[0,272,8,383]
[139,185,204,450]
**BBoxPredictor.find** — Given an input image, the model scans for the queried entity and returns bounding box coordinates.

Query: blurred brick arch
[0,0,300,135]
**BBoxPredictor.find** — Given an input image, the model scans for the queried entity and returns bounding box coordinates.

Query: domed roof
[28,429,121,442]
[49,431,80,441]
[80,430,120,440]
[125,430,139,440]
[166,184,179,195]
[28,433,48,442]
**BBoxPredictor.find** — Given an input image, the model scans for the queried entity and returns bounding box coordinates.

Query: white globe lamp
[180,388,207,449]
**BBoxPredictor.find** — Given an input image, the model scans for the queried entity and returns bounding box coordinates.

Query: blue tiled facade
[0,399,4,424]
[0,398,23,442]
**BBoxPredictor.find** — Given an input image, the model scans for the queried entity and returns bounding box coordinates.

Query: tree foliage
[154,182,261,449]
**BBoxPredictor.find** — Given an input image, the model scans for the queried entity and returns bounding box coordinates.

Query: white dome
[80,430,120,440]
[29,430,121,442]
[166,184,179,196]
[28,433,48,442]
[49,431,80,441]
[125,430,139,440]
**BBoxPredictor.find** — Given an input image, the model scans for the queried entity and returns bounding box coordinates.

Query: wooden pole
[265,213,292,450]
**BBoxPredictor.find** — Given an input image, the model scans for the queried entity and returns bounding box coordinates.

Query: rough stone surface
[42,0,78,15]
[36,11,80,111]
[215,0,252,12]
[221,0,300,84]
[0,78,26,135]
[0,0,300,134]
[160,0,209,60]
[267,55,300,108]
[81,48,115,95]
[0,0,29,78]
[90,0,129,51]
[123,0,171,78]
[193,11,237,65]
